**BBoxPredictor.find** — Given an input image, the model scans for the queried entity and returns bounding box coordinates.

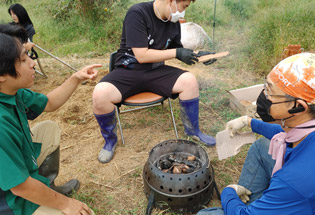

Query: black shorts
[99,64,187,101]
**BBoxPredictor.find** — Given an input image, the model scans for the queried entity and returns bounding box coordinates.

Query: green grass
[1,0,314,213]
[2,0,314,73]
[245,0,315,75]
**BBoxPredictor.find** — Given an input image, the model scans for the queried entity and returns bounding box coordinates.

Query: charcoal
[159,159,172,170]
[156,152,202,174]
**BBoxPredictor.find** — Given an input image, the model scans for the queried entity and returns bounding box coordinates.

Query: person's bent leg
[172,72,216,146]
[92,82,122,163]
[196,207,225,215]
[32,121,80,196]
[32,120,60,166]
[238,137,275,202]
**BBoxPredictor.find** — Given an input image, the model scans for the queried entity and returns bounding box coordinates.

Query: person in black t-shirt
[8,3,35,42]
[93,0,217,164]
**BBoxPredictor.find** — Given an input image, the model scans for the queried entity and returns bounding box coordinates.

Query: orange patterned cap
[269,53,315,104]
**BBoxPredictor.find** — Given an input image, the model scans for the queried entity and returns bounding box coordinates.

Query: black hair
[0,24,28,44]
[0,25,25,78]
[8,3,33,27]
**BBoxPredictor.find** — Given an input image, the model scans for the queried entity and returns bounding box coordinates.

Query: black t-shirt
[9,22,35,42]
[115,1,183,69]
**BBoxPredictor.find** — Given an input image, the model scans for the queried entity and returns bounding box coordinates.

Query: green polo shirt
[0,89,50,215]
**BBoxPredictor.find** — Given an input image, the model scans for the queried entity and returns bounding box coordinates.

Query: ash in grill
[156,153,202,174]
[143,139,219,214]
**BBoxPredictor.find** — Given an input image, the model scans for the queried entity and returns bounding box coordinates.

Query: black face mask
[256,90,275,122]
[256,89,299,122]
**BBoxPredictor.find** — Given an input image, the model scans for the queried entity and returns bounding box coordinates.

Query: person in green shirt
[0,24,101,215]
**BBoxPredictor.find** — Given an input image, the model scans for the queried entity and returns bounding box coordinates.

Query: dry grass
[28,52,260,214]
[27,16,263,213]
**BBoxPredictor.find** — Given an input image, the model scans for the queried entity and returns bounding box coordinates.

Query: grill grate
[143,139,216,214]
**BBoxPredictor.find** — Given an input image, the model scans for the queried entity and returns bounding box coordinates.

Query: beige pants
[31,120,61,166]
[31,121,95,215]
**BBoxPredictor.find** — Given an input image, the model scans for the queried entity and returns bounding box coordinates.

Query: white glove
[225,116,248,137]
[227,184,252,203]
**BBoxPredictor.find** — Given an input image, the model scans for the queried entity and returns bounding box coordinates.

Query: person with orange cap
[197,52,315,214]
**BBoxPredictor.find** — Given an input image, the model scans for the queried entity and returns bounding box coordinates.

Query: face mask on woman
[256,89,297,122]
[170,0,185,23]
[256,90,276,122]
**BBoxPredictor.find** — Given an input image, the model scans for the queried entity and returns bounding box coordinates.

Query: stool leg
[115,106,125,145]
[168,98,178,139]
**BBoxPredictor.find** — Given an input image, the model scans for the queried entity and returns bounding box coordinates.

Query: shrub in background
[223,0,252,19]
[246,0,315,75]
[27,0,130,56]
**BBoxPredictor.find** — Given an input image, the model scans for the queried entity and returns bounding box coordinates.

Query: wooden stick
[198,51,229,62]
[90,180,117,189]
[113,167,137,180]
[61,144,76,150]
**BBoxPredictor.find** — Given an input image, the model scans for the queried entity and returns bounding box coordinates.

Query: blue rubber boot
[94,110,118,163]
[179,97,216,146]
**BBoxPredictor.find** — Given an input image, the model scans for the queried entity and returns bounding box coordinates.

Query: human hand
[227,184,252,203]
[197,51,217,65]
[23,42,35,51]
[62,198,93,215]
[225,116,249,137]
[176,48,199,65]
[74,64,102,81]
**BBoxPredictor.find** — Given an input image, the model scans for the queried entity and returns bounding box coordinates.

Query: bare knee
[173,72,199,99]
[92,83,121,114]
[183,72,198,89]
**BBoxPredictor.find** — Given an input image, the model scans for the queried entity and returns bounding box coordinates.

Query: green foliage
[3,0,17,4]
[246,0,315,75]
[186,0,224,28]
[223,0,252,19]
[0,0,132,56]
[1,0,314,77]
[41,0,130,55]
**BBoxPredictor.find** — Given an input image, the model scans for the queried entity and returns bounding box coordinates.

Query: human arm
[132,47,199,65]
[132,47,176,63]
[44,64,101,112]
[10,177,92,215]
[250,118,283,139]
[225,116,283,139]
[221,179,312,215]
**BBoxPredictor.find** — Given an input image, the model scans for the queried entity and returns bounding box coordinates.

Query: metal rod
[212,0,217,51]
[119,103,161,114]
[34,44,78,72]
[168,98,178,139]
[36,58,48,78]
[115,106,125,145]
[34,68,44,76]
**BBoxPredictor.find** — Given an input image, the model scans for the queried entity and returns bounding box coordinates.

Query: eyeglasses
[28,48,38,60]
[262,89,297,106]
[263,83,289,100]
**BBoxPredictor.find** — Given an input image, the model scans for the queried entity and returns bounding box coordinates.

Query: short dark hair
[0,26,25,78]
[0,24,28,44]
[8,3,33,27]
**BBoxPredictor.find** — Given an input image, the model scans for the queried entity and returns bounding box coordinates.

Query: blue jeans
[196,138,275,215]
